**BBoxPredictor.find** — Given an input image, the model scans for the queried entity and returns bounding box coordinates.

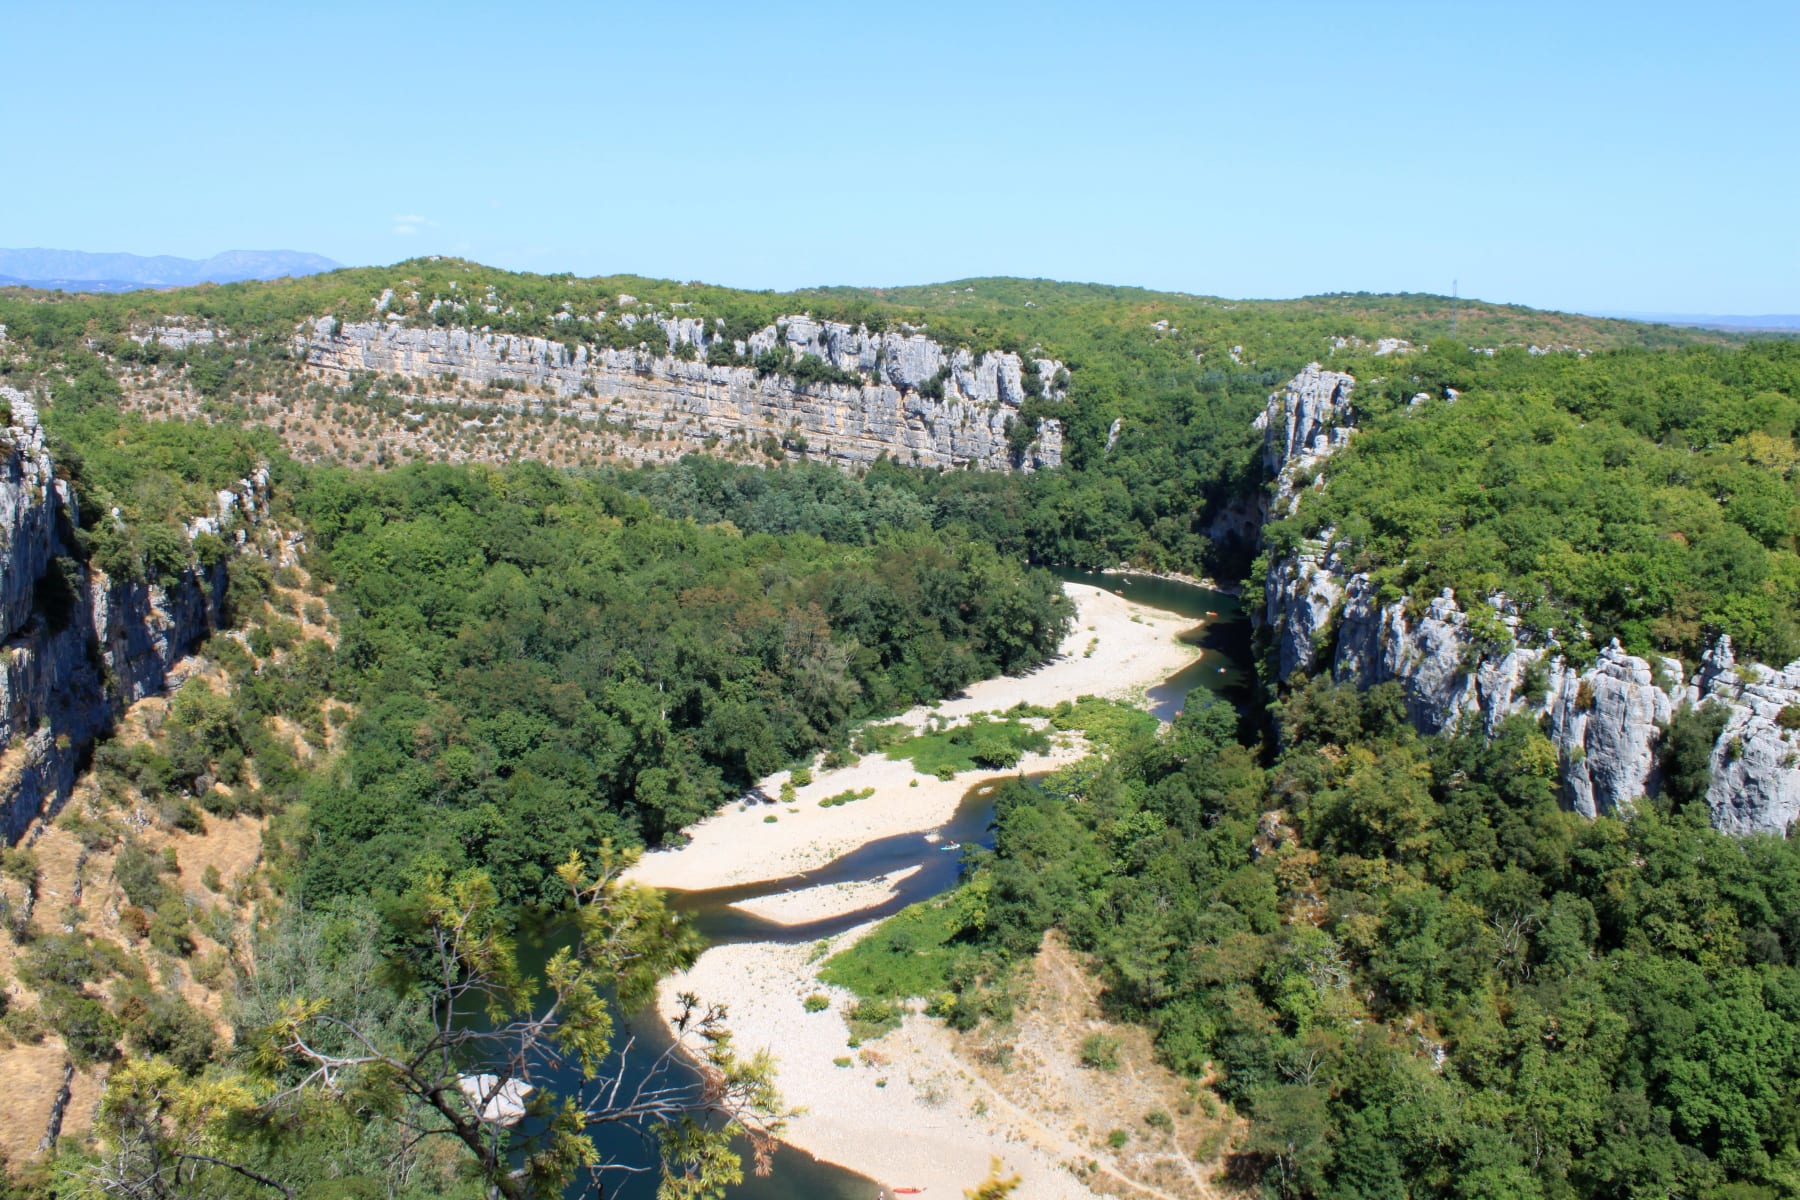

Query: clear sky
[3,0,1795,312]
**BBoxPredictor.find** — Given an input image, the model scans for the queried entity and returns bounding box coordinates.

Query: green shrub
[113,842,166,909]
[1080,1033,1121,1071]
[803,994,831,1013]
[0,847,38,884]
[44,989,120,1066]
[149,902,195,957]
[848,998,897,1026]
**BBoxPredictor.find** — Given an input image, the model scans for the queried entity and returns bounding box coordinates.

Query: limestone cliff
[0,388,270,842]
[294,315,1065,473]
[1255,366,1800,834]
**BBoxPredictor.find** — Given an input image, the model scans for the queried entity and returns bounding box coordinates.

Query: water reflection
[1050,567,1253,723]
[667,778,1007,944]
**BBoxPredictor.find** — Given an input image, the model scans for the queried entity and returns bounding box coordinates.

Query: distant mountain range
[0,248,340,292]
[1594,310,1800,332]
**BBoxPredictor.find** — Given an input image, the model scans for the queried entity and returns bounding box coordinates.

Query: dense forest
[0,262,1795,1199]
[291,461,1069,905]
[1267,339,1800,666]
[834,688,1800,1198]
[0,258,1750,583]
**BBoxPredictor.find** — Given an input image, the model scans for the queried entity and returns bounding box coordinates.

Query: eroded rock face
[1254,366,1800,833]
[1547,646,1679,820]
[1263,547,1343,681]
[0,401,272,842]
[1693,638,1800,835]
[0,390,64,637]
[295,317,1065,473]
[1254,363,1356,519]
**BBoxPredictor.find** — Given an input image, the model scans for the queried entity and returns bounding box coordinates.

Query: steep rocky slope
[1257,367,1800,834]
[0,387,269,841]
[294,313,1065,472]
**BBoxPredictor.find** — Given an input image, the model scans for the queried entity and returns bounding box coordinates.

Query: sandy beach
[630,583,1198,894]
[629,582,1205,1199]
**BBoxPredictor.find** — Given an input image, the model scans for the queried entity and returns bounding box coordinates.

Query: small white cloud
[392,213,431,236]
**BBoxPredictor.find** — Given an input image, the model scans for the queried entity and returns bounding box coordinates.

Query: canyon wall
[294,315,1065,473]
[0,387,270,842]
[1256,367,1800,835]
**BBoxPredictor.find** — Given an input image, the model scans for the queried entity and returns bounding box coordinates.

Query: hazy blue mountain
[0,248,339,290]
[1595,310,1800,332]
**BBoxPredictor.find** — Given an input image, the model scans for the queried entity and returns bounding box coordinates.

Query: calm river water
[517,570,1250,1199]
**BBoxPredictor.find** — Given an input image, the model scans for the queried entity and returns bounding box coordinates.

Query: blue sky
[3,0,1795,312]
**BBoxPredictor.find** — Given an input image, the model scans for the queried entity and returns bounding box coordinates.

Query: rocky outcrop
[1253,363,1355,520]
[1254,365,1800,834]
[0,389,270,842]
[0,392,67,637]
[1547,647,1681,819]
[294,316,1065,473]
[128,321,220,351]
[1264,547,1344,681]
[1693,638,1800,835]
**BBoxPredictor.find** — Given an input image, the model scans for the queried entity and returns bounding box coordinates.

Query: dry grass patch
[954,931,1242,1200]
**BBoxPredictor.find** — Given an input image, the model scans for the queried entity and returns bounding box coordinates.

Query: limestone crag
[1692,638,1800,835]
[0,399,272,842]
[1547,647,1682,820]
[295,317,1065,472]
[1254,365,1800,833]
[1253,363,1356,520]
[0,390,67,636]
[1335,581,1545,738]
[1263,545,1343,681]
[128,320,221,351]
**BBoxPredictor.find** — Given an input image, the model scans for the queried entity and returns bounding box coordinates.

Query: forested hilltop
[835,336,1800,1199]
[0,260,1742,582]
[0,263,1796,1199]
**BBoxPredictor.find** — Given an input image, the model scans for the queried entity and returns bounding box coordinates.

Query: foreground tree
[79,846,786,1200]
[256,846,788,1199]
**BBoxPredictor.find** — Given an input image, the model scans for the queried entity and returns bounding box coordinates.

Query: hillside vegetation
[0,262,1794,1199]
[0,261,1746,586]
[1265,338,1800,666]
[879,690,1800,1200]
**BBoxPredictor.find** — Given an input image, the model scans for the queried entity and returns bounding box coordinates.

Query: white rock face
[295,317,1066,473]
[1263,546,1343,681]
[0,389,64,636]
[1692,638,1800,835]
[128,320,220,351]
[1254,366,1800,833]
[1548,645,1679,819]
[0,399,274,842]
[1254,363,1355,519]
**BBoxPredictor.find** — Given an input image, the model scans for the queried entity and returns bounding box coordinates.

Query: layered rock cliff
[294,315,1065,473]
[1256,366,1800,835]
[0,387,270,842]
